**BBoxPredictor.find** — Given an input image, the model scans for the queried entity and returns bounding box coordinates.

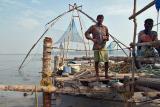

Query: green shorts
[94,48,108,62]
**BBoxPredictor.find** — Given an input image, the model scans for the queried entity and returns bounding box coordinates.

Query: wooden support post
[54,55,60,72]
[41,37,53,107]
[131,0,137,97]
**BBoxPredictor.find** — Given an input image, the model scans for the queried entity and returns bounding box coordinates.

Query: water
[0,54,158,107]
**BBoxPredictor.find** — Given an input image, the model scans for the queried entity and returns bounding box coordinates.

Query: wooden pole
[54,55,60,72]
[131,0,137,96]
[129,1,155,20]
[41,37,53,107]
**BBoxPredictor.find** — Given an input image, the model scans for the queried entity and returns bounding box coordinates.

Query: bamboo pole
[129,1,155,20]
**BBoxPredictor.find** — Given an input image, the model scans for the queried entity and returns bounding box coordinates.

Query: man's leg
[105,62,109,79]
[95,61,99,78]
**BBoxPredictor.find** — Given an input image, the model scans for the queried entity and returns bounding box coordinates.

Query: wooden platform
[79,77,110,82]
[55,73,139,82]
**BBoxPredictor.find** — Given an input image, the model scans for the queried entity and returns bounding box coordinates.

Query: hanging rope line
[76,9,88,57]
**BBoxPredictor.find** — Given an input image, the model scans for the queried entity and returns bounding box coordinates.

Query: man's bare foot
[105,76,110,80]
[96,76,100,81]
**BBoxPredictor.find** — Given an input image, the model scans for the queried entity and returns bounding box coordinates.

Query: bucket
[68,64,81,74]
[63,66,71,74]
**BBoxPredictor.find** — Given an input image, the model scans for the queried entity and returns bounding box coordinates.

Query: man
[85,14,109,79]
[137,18,160,57]
[136,18,160,68]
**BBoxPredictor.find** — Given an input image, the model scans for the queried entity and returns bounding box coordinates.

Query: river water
[0,54,158,107]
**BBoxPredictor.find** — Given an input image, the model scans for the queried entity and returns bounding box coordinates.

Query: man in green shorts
[85,14,109,79]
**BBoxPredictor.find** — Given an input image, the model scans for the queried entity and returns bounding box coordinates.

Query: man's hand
[130,42,135,48]
[91,38,98,43]
[103,36,109,41]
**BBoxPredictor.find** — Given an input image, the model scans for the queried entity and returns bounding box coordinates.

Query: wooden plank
[135,85,159,92]
[55,73,139,82]
[79,77,110,82]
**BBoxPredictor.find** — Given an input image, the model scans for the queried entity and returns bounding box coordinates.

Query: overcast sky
[0,0,159,54]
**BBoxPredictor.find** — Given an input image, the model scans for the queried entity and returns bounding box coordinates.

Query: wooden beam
[0,85,56,92]
[129,1,155,20]
[109,56,132,62]
[135,85,158,92]
[0,85,111,94]
[136,40,160,46]
[136,57,160,63]
[136,78,160,91]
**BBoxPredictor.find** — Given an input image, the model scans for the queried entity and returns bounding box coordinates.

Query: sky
[0,0,159,54]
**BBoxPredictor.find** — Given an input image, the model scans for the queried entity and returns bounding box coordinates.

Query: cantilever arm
[18,8,75,72]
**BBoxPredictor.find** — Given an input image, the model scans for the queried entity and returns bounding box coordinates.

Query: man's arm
[85,26,93,40]
[103,26,109,41]
[152,31,158,41]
